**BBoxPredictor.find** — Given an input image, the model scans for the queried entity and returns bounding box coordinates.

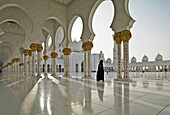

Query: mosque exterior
[41,39,170,74]
[41,40,115,73]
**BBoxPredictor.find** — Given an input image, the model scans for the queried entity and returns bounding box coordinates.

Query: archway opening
[71,17,83,42]
[56,27,64,58]
[92,0,114,62]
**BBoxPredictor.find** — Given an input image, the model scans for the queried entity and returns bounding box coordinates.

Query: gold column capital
[30,43,37,52]
[37,44,43,52]
[15,58,20,62]
[43,55,49,60]
[51,52,58,58]
[12,58,20,63]
[8,62,12,66]
[28,50,32,56]
[114,30,131,44]
[23,49,30,56]
[11,58,16,63]
[62,48,72,55]
[82,42,93,51]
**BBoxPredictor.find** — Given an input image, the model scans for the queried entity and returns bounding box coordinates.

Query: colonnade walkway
[0,72,170,115]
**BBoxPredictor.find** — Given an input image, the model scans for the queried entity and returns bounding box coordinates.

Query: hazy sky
[72,0,170,62]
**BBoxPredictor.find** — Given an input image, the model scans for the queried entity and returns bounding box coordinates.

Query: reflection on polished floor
[0,72,170,115]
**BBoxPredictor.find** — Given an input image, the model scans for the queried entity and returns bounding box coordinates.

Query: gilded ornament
[43,55,49,60]
[51,52,58,58]
[23,49,29,56]
[62,48,72,55]
[114,30,131,44]
[15,58,20,62]
[11,59,16,63]
[28,50,32,56]
[82,42,93,51]
[30,43,37,52]
[37,44,43,52]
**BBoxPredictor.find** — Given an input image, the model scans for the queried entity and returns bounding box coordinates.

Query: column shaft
[62,48,72,77]
[29,56,32,75]
[117,44,122,79]
[123,42,129,80]
[37,52,41,76]
[32,52,36,76]
[24,55,29,75]
[44,60,48,74]
[84,51,91,77]
[64,55,70,77]
[52,58,56,75]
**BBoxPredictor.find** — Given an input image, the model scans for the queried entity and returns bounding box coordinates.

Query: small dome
[72,40,82,52]
[142,55,148,62]
[155,53,163,61]
[106,58,112,63]
[131,56,136,63]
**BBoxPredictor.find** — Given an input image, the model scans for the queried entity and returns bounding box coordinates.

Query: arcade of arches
[0,0,135,81]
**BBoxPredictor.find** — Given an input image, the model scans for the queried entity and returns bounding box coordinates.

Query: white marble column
[62,48,72,77]
[51,52,58,76]
[43,55,48,75]
[32,51,36,76]
[12,59,16,74]
[82,42,93,78]
[28,50,32,76]
[30,43,37,76]
[37,44,43,76]
[117,44,122,79]
[16,60,20,75]
[23,50,29,76]
[114,30,131,81]
[114,32,122,80]
[123,42,130,80]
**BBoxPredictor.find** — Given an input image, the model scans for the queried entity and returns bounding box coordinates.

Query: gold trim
[43,55,49,60]
[30,43,37,52]
[62,48,72,55]
[51,52,58,58]
[114,30,131,44]
[82,42,93,51]
[23,49,29,56]
[37,44,43,52]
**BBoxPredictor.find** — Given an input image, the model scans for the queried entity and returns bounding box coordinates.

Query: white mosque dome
[155,53,163,61]
[142,55,148,62]
[72,40,82,52]
[131,56,136,63]
[106,58,112,63]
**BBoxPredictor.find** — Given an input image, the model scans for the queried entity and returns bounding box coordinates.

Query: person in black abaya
[96,60,104,81]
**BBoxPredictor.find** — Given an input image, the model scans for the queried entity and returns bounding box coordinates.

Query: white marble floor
[0,72,170,115]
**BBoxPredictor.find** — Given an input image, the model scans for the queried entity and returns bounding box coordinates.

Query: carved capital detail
[30,43,37,52]
[28,50,32,56]
[43,55,49,60]
[12,58,20,63]
[23,49,29,56]
[37,44,43,52]
[114,30,131,44]
[82,42,93,51]
[62,48,72,55]
[51,52,58,58]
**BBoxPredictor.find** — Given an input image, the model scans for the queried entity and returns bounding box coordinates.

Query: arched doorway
[91,1,114,61]
[75,64,78,72]
[81,61,84,72]
[59,65,62,72]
